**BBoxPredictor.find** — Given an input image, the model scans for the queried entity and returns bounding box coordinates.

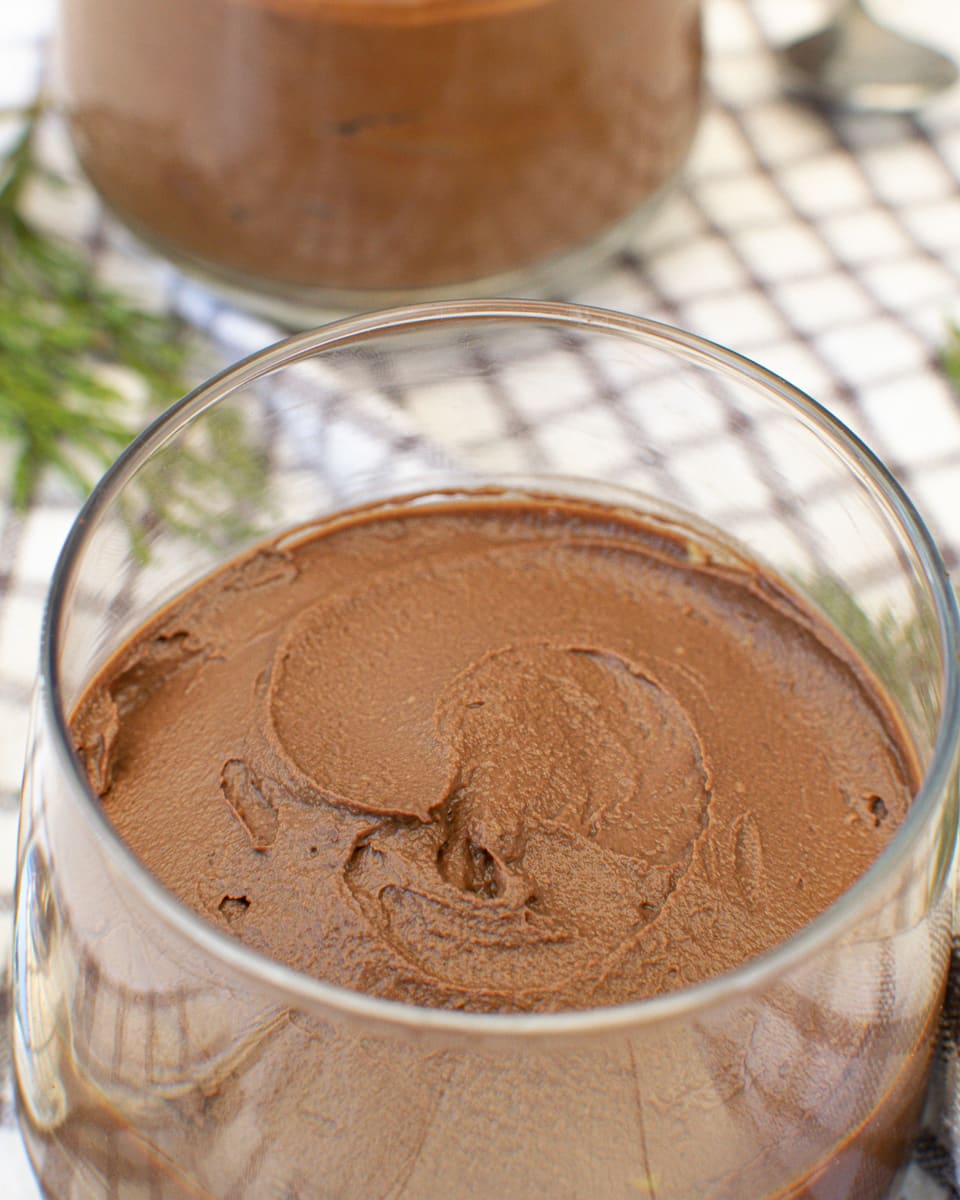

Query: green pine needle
[0,99,267,551]
[0,102,197,509]
[944,323,960,394]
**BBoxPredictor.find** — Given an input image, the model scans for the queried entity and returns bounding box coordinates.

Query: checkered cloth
[2,0,960,1194]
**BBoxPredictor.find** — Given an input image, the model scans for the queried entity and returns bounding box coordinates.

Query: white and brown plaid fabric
[2,1,960,1194]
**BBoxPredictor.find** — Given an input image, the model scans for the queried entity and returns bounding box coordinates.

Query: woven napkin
[2,0,960,1195]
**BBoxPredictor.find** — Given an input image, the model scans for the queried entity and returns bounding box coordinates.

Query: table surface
[2,1,960,1195]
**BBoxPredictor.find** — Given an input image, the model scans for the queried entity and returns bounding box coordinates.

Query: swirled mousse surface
[72,494,916,1013]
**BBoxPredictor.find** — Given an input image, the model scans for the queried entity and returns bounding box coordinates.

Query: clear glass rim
[40,299,960,1039]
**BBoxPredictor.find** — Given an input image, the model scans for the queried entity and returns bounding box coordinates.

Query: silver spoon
[781,0,959,113]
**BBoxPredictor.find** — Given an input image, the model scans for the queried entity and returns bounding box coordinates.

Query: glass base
[106,172,682,330]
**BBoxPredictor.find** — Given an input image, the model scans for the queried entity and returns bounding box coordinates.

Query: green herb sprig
[0,99,268,556]
[944,323,960,394]
[0,101,195,508]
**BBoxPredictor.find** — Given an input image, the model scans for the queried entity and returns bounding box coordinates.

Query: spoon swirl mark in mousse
[71,495,916,1014]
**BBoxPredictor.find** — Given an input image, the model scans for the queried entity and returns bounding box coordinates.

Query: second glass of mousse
[58,0,702,318]
[15,302,960,1199]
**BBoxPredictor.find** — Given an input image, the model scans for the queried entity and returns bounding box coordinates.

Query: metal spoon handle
[781,0,959,112]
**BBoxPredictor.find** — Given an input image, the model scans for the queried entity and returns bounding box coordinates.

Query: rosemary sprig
[944,322,960,393]
[798,573,938,732]
[0,101,195,509]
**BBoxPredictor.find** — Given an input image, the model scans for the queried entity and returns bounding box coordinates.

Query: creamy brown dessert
[59,0,701,299]
[72,491,916,1014]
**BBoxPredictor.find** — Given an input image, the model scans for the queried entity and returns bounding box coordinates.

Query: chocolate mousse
[59,0,702,298]
[71,491,916,1013]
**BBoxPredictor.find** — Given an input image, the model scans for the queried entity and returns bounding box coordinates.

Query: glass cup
[57,0,702,322]
[14,300,960,1199]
